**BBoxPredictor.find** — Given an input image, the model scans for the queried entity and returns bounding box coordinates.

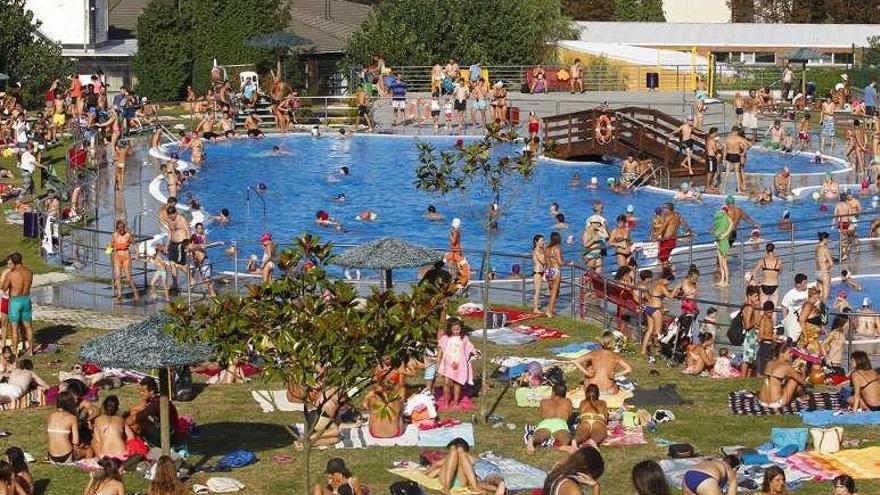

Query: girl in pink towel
[437,318,476,411]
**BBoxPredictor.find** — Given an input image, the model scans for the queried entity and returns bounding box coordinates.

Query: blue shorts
[423,363,437,381]
[8,296,32,324]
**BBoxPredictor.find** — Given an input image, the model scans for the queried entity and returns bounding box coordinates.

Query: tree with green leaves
[562,0,615,21]
[134,0,289,99]
[614,0,666,22]
[0,0,72,108]
[132,0,192,100]
[167,234,446,493]
[413,129,538,418]
[343,0,576,68]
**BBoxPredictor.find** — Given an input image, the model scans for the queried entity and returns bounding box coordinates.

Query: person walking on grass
[0,254,33,357]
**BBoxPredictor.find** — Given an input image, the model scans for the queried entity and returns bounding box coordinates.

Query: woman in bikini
[574,384,608,447]
[641,274,675,358]
[849,351,880,411]
[758,344,805,409]
[532,235,547,313]
[83,457,124,495]
[260,232,276,283]
[684,333,716,375]
[681,455,740,495]
[751,243,783,307]
[4,448,31,495]
[608,215,631,269]
[797,286,826,356]
[822,312,848,371]
[491,82,507,126]
[91,396,132,459]
[110,220,139,303]
[46,391,89,463]
[541,446,604,495]
[544,232,564,318]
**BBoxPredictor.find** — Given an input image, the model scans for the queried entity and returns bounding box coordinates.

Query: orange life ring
[594,114,613,145]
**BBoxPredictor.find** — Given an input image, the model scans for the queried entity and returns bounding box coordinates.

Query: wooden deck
[543,107,709,180]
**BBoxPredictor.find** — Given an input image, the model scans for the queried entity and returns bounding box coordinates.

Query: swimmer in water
[315,210,342,230]
[569,172,581,187]
[357,210,378,222]
[333,194,347,203]
[586,177,598,189]
[549,202,562,218]
[607,177,626,194]
[270,145,292,156]
[840,269,863,291]
[257,182,268,193]
[425,205,444,221]
[552,213,569,230]
[779,210,792,231]
[339,166,350,176]
[750,187,772,205]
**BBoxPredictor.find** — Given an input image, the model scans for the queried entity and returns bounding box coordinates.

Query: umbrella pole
[384,269,393,290]
[161,368,171,455]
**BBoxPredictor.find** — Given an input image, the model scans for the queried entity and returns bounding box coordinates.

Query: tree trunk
[302,402,313,494]
[479,223,493,421]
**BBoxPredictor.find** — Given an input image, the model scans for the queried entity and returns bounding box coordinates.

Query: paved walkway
[32,303,144,330]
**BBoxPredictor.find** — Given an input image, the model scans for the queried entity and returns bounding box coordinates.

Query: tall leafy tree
[562,0,615,21]
[614,0,666,22]
[132,0,192,100]
[343,0,576,68]
[0,0,72,108]
[168,234,446,493]
[729,0,755,22]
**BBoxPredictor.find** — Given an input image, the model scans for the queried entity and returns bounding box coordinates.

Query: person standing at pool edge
[1,254,33,357]
[820,94,836,155]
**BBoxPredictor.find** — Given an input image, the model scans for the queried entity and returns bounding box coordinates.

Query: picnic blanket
[251,390,304,413]
[728,391,844,415]
[474,455,547,491]
[830,446,880,479]
[800,410,880,427]
[482,327,538,346]
[457,306,538,324]
[288,424,419,449]
[513,325,568,339]
[628,384,686,407]
[417,422,475,447]
[551,342,600,359]
[603,424,648,446]
[388,467,479,494]
[515,386,551,407]
[781,451,845,481]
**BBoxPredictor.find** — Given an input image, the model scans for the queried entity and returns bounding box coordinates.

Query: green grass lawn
[3,310,879,495]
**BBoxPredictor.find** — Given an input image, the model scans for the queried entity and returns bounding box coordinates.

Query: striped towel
[728,390,843,415]
[289,423,420,449]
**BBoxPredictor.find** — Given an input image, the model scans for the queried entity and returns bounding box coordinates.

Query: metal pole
[569,266,575,319]
[789,222,795,274]
[520,257,526,307]
[602,277,609,331]
[187,263,192,307]
[233,241,239,295]
[739,226,745,295]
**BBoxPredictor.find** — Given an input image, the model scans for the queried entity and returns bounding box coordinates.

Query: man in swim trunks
[724,195,758,249]
[773,167,791,198]
[389,73,408,126]
[820,95,836,155]
[768,120,785,149]
[526,382,573,454]
[570,59,584,94]
[815,232,833,301]
[1,253,33,356]
[705,127,721,193]
[722,128,751,194]
[833,195,853,262]
[0,357,47,404]
[165,206,191,291]
[354,87,373,132]
[620,154,639,185]
[657,202,691,274]
[673,118,695,175]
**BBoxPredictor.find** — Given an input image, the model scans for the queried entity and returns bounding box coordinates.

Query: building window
[834,53,853,65]
[714,52,731,63]
[740,52,755,64]
[754,52,775,64]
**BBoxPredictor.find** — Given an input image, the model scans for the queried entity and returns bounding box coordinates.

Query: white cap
[451,218,461,229]
[590,176,598,184]
[864,297,871,307]
[588,214,604,225]
[626,204,634,213]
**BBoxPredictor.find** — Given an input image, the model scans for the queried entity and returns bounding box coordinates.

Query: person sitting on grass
[313,458,365,495]
[4,447,31,495]
[574,384,608,447]
[426,438,506,495]
[572,331,632,395]
[46,391,90,463]
[849,351,880,411]
[684,333,717,376]
[125,377,178,446]
[757,344,806,409]
[759,465,787,495]
[363,378,403,439]
[91,396,133,460]
[831,474,859,495]
[526,382,573,454]
[541,446,604,495]
[0,460,27,495]
[632,460,670,495]
[83,457,125,495]
[149,455,187,495]
[681,455,740,495]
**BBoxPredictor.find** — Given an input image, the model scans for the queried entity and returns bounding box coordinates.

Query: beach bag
[782,312,802,342]
[771,427,808,452]
[215,450,257,470]
[390,481,425,495]
[727,307,746,346]
[810,427,843,453]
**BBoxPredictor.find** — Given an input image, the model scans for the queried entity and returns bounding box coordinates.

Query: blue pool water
[172,135,867,265]
[741,148,847,175]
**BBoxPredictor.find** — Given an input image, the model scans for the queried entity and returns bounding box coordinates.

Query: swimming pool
[742,148,848,176]
[159,135,870,268]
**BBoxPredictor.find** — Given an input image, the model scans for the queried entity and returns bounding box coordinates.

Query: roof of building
[107,0,150,39]
[559,41,710,69]
[576,22,878,49]
[287,0,372,54]
[62,39,138,58]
